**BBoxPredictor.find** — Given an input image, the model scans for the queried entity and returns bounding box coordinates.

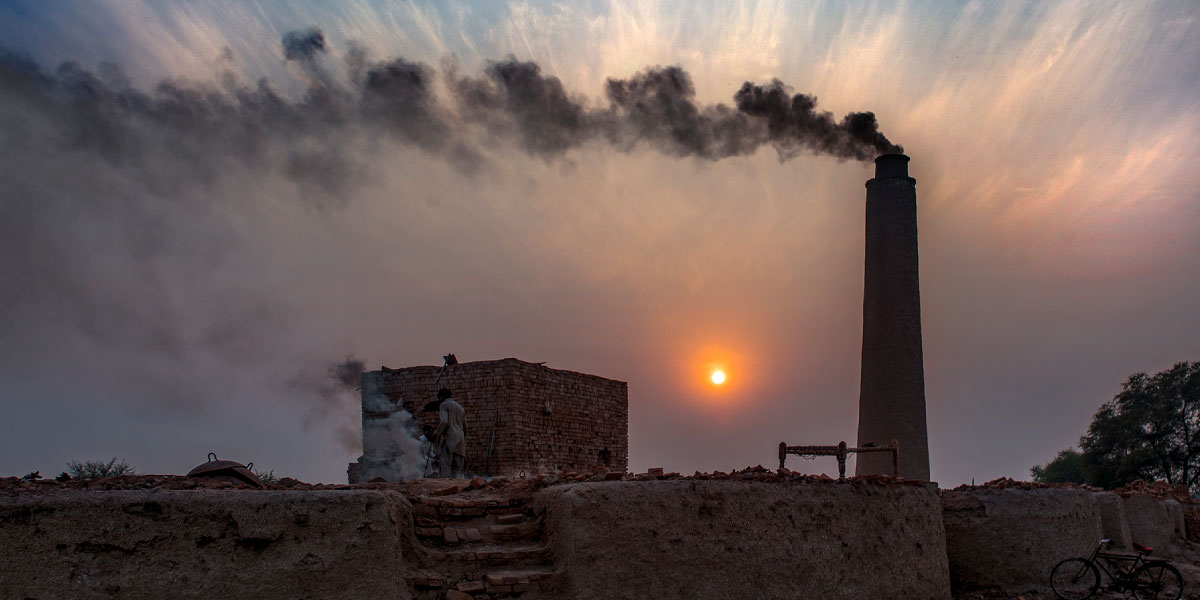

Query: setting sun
[711,370,726,385]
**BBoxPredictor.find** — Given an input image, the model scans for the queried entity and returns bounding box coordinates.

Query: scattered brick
[456,580,485,593]
[496,513,524,525]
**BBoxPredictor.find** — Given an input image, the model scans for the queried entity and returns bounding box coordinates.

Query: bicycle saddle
[1132,542,1153,554]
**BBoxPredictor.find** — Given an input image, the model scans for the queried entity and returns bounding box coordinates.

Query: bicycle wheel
[1050,558,1100,600]
[1132,562,1183,600]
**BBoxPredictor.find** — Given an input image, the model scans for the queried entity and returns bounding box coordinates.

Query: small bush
[254,468,280,484]
[67,458,136,479]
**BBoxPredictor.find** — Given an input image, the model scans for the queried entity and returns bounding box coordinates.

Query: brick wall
[357,358,627,480]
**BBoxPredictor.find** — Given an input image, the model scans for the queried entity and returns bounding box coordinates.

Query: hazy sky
[1,0,1197,485]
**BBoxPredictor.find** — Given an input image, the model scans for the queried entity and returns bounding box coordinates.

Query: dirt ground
[952,539,1200,600]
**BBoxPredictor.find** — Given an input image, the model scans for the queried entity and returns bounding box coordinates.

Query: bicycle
[1050,538,1184,600]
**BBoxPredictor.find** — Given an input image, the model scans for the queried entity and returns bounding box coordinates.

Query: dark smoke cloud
[329,357,366,390]
[290,357,367,453]
[452,58,594,158]
[282,27,327,63]
[449,57,899,163]
[362,58,452,150]
[604,66,766,159]
[734,80,902,160]
[0,31,901,205]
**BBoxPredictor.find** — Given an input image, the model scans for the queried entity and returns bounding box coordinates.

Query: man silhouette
[434,388,466,478]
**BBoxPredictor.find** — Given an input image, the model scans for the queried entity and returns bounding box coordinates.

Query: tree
[1079,362,1200,494]
[1030,448,1086,484]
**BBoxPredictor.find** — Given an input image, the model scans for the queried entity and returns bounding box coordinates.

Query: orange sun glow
[710,370,726,385]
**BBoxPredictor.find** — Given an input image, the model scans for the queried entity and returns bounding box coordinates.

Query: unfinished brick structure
[349,358,627,482]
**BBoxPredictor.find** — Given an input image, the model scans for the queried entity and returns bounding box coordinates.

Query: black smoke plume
[329,357,366,390]
[451,58,593,158]
[282,27,327,63]
[0,29,901,198]
[733,80,901,160]
[604,65,766,159]
[450,58,900,162]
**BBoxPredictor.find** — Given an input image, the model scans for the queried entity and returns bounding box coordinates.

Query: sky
[0,0,1197,485]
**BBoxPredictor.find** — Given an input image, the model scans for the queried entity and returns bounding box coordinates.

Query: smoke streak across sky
[0,0,1197,485]
[1,24,901,193]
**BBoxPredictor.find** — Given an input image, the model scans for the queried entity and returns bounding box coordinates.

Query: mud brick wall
[1185,505,1200,543]
[1095,491,1133,548]
[535,480,951,600]
[371,358,627,477]
[941,488,1101,592]
[1122,494,1186,554]
[0,490,412,600]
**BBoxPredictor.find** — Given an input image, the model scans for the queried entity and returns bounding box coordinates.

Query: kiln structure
[855,154,930,480]
[349,358,628,482]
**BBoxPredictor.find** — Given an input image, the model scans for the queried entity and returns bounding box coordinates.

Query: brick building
[348,358,628,482]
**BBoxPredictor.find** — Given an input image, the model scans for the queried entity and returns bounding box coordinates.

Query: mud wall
[1095,491,1133,548]
[1123,494,1185,555]
[1185,505,1200,543]
[0,490,412,600]
[941,488,1101,592]
[535,480,951,600]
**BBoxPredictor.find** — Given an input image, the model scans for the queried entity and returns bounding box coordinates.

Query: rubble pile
[524,464,929,487]
[1114,479,1196,502]
[945,477,1103,493]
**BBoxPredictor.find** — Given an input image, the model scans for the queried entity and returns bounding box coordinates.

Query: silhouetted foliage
[1080,362,1200,494]
[1031,362,1200,494]
[1030,448,1087,484]
[66,457,136,479]
[254,468,280,484]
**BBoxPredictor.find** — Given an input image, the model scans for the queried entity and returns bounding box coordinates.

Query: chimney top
[874,153,910,179]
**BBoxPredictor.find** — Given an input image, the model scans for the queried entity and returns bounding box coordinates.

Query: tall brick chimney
[855,153,930,481]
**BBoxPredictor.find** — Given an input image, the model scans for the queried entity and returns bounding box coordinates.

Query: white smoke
[353,372,428,481]
[359,409,427,480]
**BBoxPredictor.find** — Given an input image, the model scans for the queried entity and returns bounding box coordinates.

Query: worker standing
[434,388,466,478]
